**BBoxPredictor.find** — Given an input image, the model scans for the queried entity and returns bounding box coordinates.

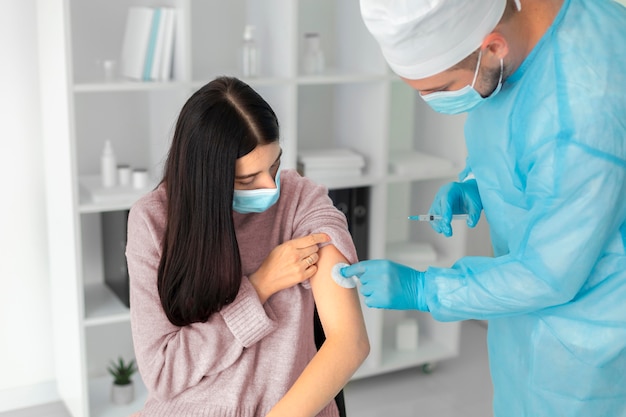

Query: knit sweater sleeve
[126,192,277,400]
[285,171,358,265]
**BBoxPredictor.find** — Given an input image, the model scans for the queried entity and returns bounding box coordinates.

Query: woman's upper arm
[309,244,367,341]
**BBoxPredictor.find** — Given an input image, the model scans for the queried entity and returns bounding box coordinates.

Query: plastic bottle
[241,25,259,77]
[302,32,325,74]
[100,140,117,188]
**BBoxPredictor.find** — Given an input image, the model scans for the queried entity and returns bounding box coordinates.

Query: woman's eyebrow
[235,149,283,180]
[274,149,283,164]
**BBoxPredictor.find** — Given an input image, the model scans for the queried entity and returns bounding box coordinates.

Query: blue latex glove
[429,179,482,237]
[340,260,429,311]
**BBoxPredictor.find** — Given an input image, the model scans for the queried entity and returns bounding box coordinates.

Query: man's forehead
[401,70,464,94]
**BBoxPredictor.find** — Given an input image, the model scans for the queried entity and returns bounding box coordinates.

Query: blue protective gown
[423,0,626,416]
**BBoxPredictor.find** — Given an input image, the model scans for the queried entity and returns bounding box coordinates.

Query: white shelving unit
[39,0,466,415]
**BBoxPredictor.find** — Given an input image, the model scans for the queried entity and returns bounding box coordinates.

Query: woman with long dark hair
[126,76,369,416]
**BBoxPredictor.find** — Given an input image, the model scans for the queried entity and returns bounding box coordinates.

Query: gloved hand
[340,260,429,311]
[429,179,482,237]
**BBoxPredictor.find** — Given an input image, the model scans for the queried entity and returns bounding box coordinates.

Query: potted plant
[107,356,137,405]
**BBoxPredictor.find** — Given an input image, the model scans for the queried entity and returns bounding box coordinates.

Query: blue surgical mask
[232,170,281,214]
[422,50,503,115]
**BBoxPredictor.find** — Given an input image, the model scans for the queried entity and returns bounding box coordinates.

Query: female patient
[125,76,369,416]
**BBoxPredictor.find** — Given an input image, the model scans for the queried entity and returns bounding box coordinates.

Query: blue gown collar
[506,0,571,84]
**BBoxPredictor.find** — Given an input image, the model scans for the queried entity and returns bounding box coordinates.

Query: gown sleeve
[424,114,626,321]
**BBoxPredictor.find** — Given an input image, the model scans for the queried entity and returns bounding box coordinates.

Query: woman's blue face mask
[422,50,503,115]
[232,170,281,214]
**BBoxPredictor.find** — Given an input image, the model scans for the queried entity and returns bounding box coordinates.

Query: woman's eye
[235,178,255,187]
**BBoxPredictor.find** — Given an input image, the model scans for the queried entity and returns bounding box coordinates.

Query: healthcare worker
[342,0,626,416]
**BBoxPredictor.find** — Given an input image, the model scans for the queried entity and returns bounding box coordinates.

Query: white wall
[0,0,59,410]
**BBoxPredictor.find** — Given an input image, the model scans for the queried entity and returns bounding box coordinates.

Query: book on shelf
[120,6,153,80]
[120,6,176,81]
[388,150,456,178]
[141,8,161,81]
[158,8,176,81]
[297,148,366,179]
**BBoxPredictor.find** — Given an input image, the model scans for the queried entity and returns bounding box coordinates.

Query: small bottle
[132,168,149,189]
[102,59,117,82]
[100,140,117,188]
[117,164,131,186]
[241,25,259,77]
[302,32,325,75]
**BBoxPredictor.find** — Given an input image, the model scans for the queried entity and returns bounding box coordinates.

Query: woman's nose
[258,171,277,189]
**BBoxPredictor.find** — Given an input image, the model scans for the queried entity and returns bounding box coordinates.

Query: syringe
[408,214,469,221]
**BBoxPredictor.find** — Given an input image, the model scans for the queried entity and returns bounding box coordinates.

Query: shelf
[196,72,387,88]
[386,169,458,184]
[352,334,459,379]
[74,80,188,93]
[296,71,386,85]
[191,76,294,89]
[79,202,135,214]
[84,283,130,327]
[381,336,459,372]
[79,176,156,214]
[88,375,147,417]
[305,174,383,190]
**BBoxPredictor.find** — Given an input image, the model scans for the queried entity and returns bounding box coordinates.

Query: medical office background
[4,0,625,415]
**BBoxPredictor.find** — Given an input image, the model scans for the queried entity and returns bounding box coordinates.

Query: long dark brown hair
[158,76,279,326]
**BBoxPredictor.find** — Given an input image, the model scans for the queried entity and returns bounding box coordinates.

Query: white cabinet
[39,0,463,415]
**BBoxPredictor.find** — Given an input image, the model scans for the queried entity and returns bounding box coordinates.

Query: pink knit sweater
[126,169,358,417]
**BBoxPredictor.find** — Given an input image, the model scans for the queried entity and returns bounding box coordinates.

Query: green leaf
[108,356,137,385]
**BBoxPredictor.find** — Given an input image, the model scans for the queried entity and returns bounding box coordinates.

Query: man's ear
[481,32,509,61]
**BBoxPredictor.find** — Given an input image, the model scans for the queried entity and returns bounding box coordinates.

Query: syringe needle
[408,214,469,221]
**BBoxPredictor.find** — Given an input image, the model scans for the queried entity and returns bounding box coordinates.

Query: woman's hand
[249,233,330,303]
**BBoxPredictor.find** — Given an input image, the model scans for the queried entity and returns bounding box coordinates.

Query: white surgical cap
[360,0,507,79]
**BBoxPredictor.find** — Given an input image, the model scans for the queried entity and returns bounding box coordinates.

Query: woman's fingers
[293,233,330,263]
[299,244,322,260]
[302,252,319,268]
[303,264,318,279]
[292,233,330,249]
